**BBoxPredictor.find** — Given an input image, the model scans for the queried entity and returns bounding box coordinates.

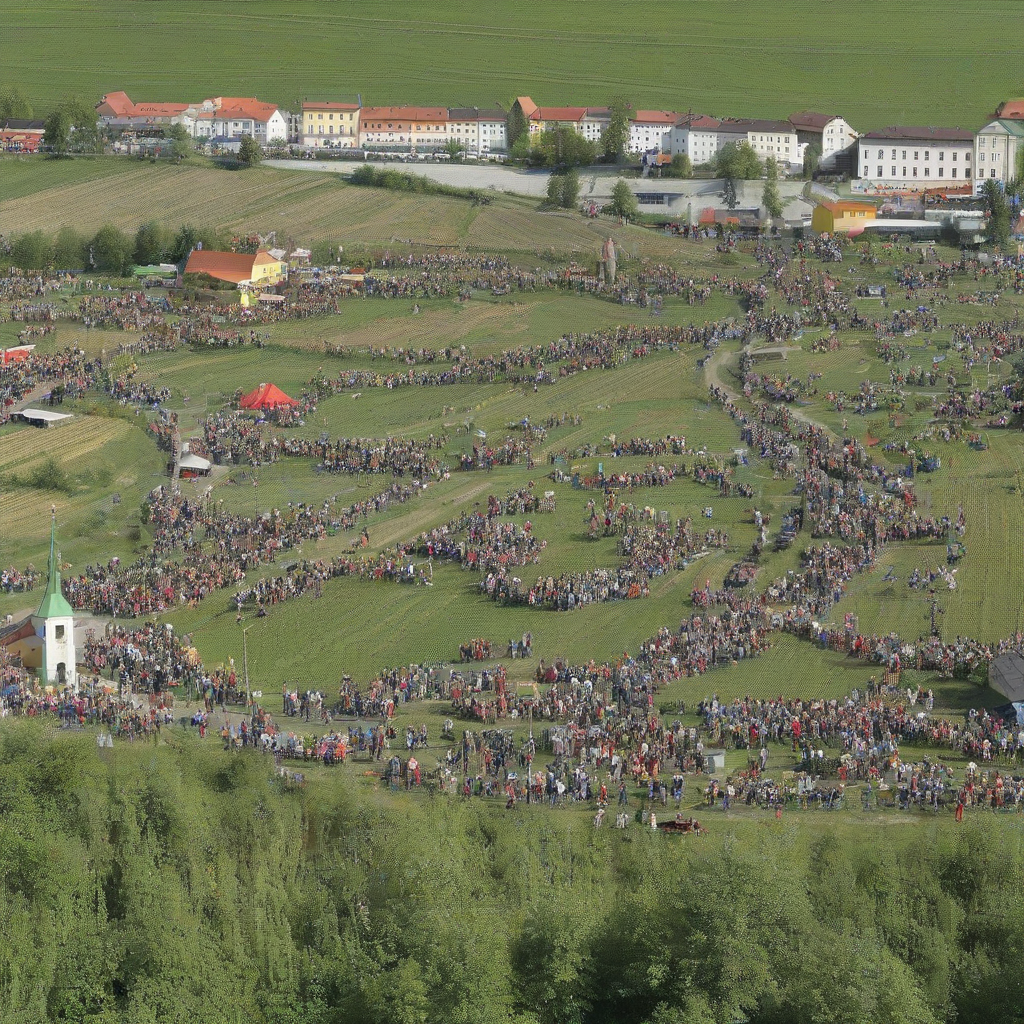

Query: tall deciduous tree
[0,85,32,122]
[43,108,72,156]
[607,178,639,222]
[90,224,134,275]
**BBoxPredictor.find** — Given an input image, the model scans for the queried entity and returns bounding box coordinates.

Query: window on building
[902,167,907,176]
[991,168,997,177]
[318,125,323,134]
[980,153,985,162]
[878,148,884,158]
[891,149,896,159]
[877,165,883,176]
[318,113,323,120]
[913,167,918,177]
[914,151,919,160]
[951,168,957,178]
[891,166,896,176]
[952,152,957,161]
[329,125,334,134]
[924,167,930,177]
[55,624,65,640]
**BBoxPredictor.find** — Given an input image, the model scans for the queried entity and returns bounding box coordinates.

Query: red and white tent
[238,382,298,410]
[2,344,35,365]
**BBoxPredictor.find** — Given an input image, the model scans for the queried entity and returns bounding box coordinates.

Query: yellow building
[184,249,286,287]
[303,101,360,148]
[812,200,877,234]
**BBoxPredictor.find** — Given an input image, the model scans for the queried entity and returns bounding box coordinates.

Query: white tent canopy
[19,408,73,426]
[178,453,212,473]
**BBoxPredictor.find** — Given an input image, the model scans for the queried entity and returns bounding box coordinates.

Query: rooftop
[184,249,276,284]
[789,111,838,131]
[360,106,448,121]
[995,99,1024,120]
[862,126,974,142]
[631,110,680,125]
[534,106,588,122]
[302,101,360,111]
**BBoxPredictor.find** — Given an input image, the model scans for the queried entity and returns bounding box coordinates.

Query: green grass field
[3,202,1023,736]
[1,0,1019,130]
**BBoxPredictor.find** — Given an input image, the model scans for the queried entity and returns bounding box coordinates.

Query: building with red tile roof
[183,249,286,287]
[358,106,449,150]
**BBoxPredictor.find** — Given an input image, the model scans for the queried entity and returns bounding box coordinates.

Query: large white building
[669,114,722,166]
[446,108,508,154]
[628,111,679,154]
[191,97,289,143]
[858,127,974,190]
[789,111,859,169]
[974,119,1024,184]
[718,118,801,172]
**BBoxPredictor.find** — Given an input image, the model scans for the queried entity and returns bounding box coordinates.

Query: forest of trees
[1,723,1022,1024]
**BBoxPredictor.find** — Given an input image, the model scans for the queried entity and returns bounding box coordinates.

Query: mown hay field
[2,0,1018,129]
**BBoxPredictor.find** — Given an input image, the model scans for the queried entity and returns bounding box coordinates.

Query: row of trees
[5,222,227,274]
[0,725,1022,1024]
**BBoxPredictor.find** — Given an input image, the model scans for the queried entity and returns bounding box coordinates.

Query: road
[266,158,813,218]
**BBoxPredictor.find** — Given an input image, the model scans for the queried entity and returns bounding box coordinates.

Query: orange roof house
[183,249,286,287]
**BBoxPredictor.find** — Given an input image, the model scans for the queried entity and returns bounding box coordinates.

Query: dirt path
[703,344,833,437]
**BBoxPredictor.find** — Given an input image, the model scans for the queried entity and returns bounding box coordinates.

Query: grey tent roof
[990,653,1024,703]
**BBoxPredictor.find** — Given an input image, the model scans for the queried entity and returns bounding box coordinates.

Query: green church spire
[36,507,74,620]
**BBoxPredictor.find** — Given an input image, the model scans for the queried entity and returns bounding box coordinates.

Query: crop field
[1,0,1019,129]
[0,158,699,255]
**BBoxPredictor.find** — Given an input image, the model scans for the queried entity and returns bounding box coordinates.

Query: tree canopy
[238,134,262,167]
[607,178,639,221]
[715,141,762,180]
[0,726,1018,1023]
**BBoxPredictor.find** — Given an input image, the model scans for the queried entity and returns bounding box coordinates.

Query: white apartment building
[628,111,678,154]
[858,127,974,189]
[191,97,289,142]
[668,115,722,166]
[718,119,801,172]
[789,111,859,169]
[974,119,1024,184]
[447,108,507,154]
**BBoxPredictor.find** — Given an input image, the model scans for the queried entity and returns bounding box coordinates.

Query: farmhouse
[183,250,286,287]
[974,119,1024,185]
[302,101,360,148]
[788,111,859,170]
[358,106,449,151]
[811,200,877,235]
[191,97,288,143]
[857,127,974,191]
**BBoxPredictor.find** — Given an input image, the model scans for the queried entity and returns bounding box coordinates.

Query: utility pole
[242,624,252,707]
